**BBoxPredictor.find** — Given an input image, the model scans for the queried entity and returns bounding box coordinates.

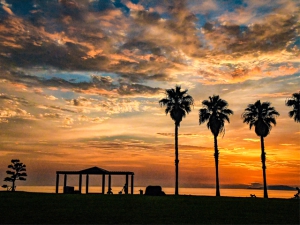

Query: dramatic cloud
[0,0,299,188]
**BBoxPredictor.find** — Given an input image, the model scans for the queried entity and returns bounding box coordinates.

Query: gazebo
[55,166,134,194]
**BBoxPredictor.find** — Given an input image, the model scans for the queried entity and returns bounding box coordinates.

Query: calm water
[14,186,297,199]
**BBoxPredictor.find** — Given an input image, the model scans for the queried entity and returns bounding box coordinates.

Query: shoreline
[1,190,298,199]
[2,186,297,199]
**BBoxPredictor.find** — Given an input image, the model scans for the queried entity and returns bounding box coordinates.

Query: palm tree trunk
[214,135,220,196]
[260,136,268,198]
[175,123,179,195]
[12,180,15,191]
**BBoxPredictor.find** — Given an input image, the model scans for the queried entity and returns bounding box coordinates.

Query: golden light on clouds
[0,0,299,188]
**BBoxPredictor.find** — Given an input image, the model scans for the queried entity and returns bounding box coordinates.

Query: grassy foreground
[0,192,299,224]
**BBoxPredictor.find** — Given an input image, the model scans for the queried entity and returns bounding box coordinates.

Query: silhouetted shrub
[145,186,166,196]
[2,159,27,191]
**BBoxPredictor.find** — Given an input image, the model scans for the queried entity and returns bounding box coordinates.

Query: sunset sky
[0,0,299,189]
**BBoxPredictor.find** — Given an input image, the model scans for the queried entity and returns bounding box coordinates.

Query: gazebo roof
[56,166,134,175]
[79,166,109,174]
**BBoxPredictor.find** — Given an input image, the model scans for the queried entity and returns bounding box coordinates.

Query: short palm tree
[242,100,280,198]
[199,95,233,197]
[159,85,194,195]
[285,92,300,123]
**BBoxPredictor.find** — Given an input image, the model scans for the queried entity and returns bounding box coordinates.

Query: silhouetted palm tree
[242,100,280,198]
[285,92,300,123]
[159,85,194,195]
[199,95,233,197]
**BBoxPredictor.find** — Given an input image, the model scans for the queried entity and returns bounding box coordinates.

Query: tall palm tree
[159,85,194,195]
[285,92,300,123]
[199,95,233,197]
[242,100,280,198]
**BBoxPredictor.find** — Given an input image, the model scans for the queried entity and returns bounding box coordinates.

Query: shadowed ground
[0,192,298,224]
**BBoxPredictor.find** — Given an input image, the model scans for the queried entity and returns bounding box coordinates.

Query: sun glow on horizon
[0,0,299,188]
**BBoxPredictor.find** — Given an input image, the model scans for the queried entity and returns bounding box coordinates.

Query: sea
[14,186,297,199]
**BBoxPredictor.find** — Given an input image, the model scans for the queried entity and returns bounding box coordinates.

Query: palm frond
[266,117,277,126]
[288,110,295,118]
[159,98,170,106]
[242,100,279,137]
[159,85,194,125]
[220,113,231,123]
[199,95,233,137]
[285,92,300,123]
[285,99,296,107]
[199,108,210,124]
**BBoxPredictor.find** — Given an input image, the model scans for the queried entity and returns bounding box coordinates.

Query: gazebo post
[86,174,89,194]
[125,174,129,194]
[79,174,82,193]
[108,174,111,194]
[102,174,105,194]
[131,174,134,194]
[56,173,59,193]
[63,174,67,193]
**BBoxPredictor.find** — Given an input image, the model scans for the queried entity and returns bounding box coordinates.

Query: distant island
[267,185,296,190]
[247,186,262,189]
[247,185,296,190]
[219,183,297,190]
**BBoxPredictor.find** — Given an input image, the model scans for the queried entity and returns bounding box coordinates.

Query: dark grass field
[0,192,299,224]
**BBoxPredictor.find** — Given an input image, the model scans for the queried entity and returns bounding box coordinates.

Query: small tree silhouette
[2,159,27,191]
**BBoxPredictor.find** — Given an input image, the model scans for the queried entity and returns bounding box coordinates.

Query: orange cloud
[2,5,14,16]
[125,1,145,11]
[279,66,299,75]
[75,87,118,97]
